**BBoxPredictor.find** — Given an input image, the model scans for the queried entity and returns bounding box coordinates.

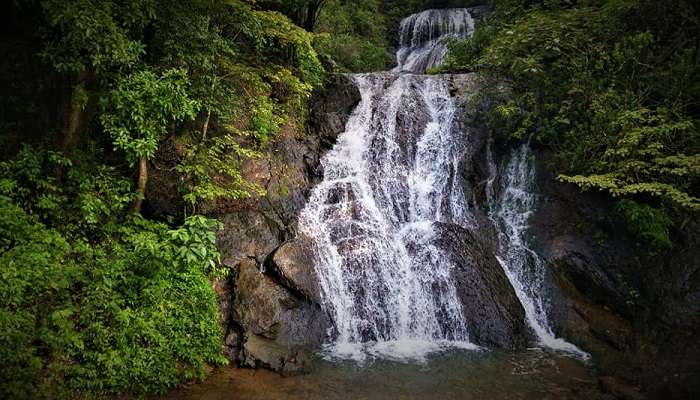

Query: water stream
[165,7,597,400]
[299,7,584,361]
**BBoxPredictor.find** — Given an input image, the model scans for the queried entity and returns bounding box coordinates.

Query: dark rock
[217,210,282,268]
[213,278,233,332]
[527,148,700,397]
[433,222,528,349]
[233,259,329,372]
[225,331,239,347]
[143,138,186,220]
[267,237,322,303]
[547,235,626,313]
[241,334,313,376]
[309,74,361,151]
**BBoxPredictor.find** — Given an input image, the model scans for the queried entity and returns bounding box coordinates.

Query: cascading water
[394,8,474,73]
[300,7,586,361]
[488,144,589,359]
[299,71,477,360]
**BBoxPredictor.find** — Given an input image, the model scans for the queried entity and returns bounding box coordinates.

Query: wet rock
[267,237,322,303]
[309,74,361,150]
[241,334,313,376]
[433,222,528,349]
[233,259,329,372]
[217,211,282,268]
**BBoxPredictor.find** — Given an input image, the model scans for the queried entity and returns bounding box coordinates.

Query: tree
[256,0,327,31]
[38,0,155,153]
[100,69,198,214]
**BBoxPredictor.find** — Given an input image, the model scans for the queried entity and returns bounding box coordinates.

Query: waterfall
[299,72,477,360]
[300,7,585,361]
[489,144,590,359]
[394,8,474,73]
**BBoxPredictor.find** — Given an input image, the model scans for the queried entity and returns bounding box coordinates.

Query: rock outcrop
[233,259,329,375]
[528,149,700,398]
[266,236,323,304]
[211,74,359,372]
[434,223,528,349]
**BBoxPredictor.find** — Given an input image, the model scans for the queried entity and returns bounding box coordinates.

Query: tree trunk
[129,156,148,215]
[303,0,326,31]
[202,109,211,141]
[61,70,90,154]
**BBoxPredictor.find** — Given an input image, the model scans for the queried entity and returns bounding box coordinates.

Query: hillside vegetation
[438,0,700,248]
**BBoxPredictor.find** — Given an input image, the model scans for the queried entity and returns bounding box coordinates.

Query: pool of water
[165,349,601,400]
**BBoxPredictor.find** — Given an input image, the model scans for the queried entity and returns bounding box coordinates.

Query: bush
[617,199,673,250]
[0,148,227,398]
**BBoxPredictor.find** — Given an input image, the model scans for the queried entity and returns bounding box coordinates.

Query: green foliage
[440,0,700,223]
[1,0,337,397]
[617,199,673,249]
[314,0,391,72]
[314,33,390,72]
[177,135,265,212]
[100,69,199,163]
[0,148,226,398]
[39,0,155,73]
[441,22,497,72]
[252,9,325,87]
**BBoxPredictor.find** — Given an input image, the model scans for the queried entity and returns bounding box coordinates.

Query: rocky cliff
[212,74,360,374]
[147,71,699,398]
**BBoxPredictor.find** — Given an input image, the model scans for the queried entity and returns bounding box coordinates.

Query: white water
[489,144,590,359]
[299,72,477,361]
[300,8,586,361]
[394,8,474,73]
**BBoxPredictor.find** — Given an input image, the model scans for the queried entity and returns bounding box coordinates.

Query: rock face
[434,223,527,349]
[266,237,322,304]
[528,149,700,398]
[211,75,359,372]
[233,260,329,375]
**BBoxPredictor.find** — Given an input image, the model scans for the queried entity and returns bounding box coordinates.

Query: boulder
[233,259,329,372]
[267,237,322,303]
[240,334,313,376]
[433,222,528,349]
[217,210,282,268]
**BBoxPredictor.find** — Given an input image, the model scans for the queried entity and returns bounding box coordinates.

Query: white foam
[321,339,481,364]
